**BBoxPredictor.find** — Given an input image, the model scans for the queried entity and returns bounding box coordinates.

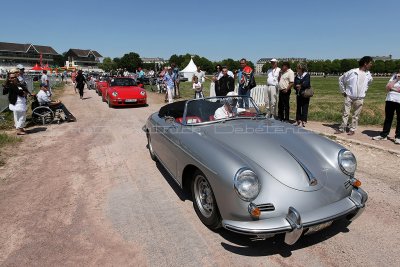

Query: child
[193,76,204,99]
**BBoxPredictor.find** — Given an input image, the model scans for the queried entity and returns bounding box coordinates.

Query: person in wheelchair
[37,83,76,122]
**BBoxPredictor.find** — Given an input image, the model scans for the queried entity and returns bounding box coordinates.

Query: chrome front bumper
[222,188,368,245]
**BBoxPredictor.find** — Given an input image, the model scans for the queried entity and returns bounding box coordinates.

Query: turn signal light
[248,203,261,218]
[351,178,362,187]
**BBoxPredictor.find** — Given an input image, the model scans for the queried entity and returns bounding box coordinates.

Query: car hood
[202,119,342,191]
[109,86,144,96]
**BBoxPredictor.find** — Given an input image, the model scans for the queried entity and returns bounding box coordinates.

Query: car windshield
[110,78,137,87]
[177,96,262,125]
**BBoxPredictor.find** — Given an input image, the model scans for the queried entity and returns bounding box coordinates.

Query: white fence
[233,85,267,107]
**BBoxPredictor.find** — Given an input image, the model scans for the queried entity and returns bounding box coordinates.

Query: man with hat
[16,64,26,85]
[37,83,76,122]
[265,59,281,118]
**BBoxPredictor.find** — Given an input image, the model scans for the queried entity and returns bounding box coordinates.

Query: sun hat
[270,58,278,62]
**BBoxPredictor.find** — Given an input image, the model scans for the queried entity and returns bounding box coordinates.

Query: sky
[1,0,398,63]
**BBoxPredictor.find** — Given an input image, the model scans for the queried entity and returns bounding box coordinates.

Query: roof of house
[67,48,102,58]
[0,42,59,55]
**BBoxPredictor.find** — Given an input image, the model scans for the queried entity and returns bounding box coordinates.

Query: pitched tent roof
[181,58,197,72]
[67,48,103,58]
[0,42,59,55]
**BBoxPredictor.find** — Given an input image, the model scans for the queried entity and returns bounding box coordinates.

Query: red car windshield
[110,78,137,87]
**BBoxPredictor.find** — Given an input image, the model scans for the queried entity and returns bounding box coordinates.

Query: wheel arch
[181,164,201,195]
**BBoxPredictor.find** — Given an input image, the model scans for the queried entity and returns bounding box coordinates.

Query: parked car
[106,77,147,108]
[143,96,368,245]
[179,72,188,82]
[96,79,109,97]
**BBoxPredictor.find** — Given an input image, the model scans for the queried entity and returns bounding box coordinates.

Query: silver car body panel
[144,98,367,243]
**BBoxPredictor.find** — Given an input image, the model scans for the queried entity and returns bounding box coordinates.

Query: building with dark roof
[65,48,103,68]
[0,41,59,66]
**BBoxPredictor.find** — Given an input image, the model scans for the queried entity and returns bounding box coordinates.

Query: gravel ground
[0,85,399,266]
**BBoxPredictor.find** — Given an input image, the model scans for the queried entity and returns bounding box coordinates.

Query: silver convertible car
[143,96,367,245]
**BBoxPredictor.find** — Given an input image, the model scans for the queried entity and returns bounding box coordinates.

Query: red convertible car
[105,77,147,107]
[96,79,109,97]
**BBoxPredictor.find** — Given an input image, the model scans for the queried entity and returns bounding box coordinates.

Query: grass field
[147,76,390,126]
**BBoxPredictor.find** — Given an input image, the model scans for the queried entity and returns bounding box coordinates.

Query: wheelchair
[30,95,65,125]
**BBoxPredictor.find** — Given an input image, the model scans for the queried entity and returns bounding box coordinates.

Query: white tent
[180,58,197,81]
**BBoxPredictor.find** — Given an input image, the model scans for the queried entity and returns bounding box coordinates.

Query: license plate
[305,221,333,235]
[125,99,137,103]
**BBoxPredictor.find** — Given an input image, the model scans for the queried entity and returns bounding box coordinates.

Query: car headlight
[234,168,261,202]
[140,90,146,96]
[112,91,118,97]
[338,149,357,176]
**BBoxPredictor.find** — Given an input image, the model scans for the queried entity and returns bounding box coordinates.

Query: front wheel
[107,97,112,108]
[191,170,221,229]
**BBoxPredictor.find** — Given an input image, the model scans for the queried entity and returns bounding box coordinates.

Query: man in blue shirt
[164,67,175,103]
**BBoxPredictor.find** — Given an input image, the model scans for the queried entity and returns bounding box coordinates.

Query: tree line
[98,53,255,73]
[55,51,400,75]
[261,59,400,74]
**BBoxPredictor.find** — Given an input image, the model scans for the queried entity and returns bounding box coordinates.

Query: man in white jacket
[335,56,373,135]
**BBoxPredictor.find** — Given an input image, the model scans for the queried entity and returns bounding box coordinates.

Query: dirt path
[0,85,399,266]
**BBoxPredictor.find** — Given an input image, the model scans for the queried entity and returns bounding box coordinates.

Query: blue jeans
[238,86,250,108]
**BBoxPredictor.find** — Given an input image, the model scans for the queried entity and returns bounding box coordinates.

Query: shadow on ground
[151,149,352,257]
[26,127,47,134]
[218,219,350,257]
[361,129,380,137]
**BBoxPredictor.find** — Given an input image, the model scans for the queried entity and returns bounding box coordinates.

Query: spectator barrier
[233,84,266,107]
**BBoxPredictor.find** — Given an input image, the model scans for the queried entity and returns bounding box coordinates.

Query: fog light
[350,178,362,187]
[248,203,260,218]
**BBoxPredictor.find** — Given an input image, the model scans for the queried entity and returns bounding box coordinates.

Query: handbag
[301,87,314,98]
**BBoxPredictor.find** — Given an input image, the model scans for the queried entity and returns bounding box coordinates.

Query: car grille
[257,203,275,212]
[344,180,352,189]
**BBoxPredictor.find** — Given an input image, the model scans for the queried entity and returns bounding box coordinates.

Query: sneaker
[347,130,355,136]
[395,138,400,145]
[372,135,387,141]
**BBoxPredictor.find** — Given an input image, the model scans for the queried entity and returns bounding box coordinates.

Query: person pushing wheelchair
[36,83,76,122]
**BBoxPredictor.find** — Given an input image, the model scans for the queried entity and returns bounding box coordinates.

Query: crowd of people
[2,56,400,145]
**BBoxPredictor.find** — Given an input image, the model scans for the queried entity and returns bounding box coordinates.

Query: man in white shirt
[336,56,373,135]
[37,83,76,122]
[214,92,245,120]
[277,62,295,122]
[372,71,400,144]
[265,58,281,118]
[193,66,205,84]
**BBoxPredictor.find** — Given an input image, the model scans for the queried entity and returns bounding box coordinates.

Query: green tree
[261,63,269,73]
[385,60,396,73]
[119,52,142,72]
[372,60,385,73]
[331,59,341,74]
[323,60,332,74]
[99,57,116,72]
[219,58,241,72]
